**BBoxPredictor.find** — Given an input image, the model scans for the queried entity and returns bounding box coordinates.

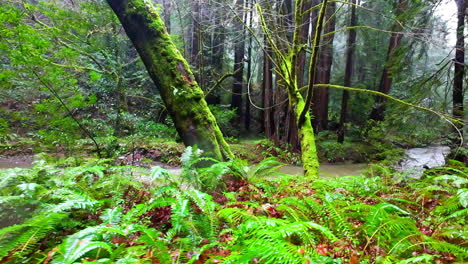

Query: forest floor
[0,150,466,263]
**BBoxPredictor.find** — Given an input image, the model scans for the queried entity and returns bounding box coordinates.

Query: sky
[434,0,458,46]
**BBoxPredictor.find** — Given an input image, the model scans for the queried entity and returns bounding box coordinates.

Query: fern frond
[51,225,122,264]
[49,189,100,212]
[432,175,468,187]
[0,213,66,260]
[324,199,358,245]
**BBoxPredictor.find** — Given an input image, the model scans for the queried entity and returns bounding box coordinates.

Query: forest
[0,0,466,263]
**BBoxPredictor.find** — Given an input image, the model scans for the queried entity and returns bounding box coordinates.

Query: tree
[245,0,254,131]
[312,0,336,132]
[262,34,275,139]
[106,0,233,160]
[453,0,465,136]
[338,0,358,143]
[231,0,246,125]
[258,0,330,176]
[369,0,408,121]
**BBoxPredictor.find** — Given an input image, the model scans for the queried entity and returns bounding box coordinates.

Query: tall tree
[296,0,314,89]
[190,0,201,66]
[161,0,171,34]
[106,0,233,160]
[262,34,275,139]
[206,3,226,105]
[258,0,330,176]
[245,0,253,131]
[369,0,408,121]
[311,0,336,131]
[453,0,465,136]
[338,0,358,143]
[231,0,246,124]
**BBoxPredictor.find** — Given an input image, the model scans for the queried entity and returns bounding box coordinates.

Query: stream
[280,163,367,177]
[0,156,34,169]
[0,155,367,177]
[0,145,451,178]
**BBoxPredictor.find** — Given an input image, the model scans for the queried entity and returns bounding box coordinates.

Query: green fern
[221,217,337,264]
[0,213,66,260]
[51,225,116,264]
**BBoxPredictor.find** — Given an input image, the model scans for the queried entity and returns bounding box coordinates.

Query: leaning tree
[106,0,233,161]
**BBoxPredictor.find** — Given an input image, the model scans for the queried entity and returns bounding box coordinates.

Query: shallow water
[0,155,366,178]
[0,156,33,169]
[280,163,367,177]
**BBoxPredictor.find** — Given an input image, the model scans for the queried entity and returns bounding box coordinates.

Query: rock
[397,146,451,178]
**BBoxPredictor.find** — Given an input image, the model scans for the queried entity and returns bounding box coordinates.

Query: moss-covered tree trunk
[258,0,325,177]
[107,0,233,161]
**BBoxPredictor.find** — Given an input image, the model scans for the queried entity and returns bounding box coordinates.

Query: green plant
[209,105,238,137]
[256,139,302,165]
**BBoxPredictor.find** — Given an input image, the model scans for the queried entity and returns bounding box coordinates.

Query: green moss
[114,0,233,161]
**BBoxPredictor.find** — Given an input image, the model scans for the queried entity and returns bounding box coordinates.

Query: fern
[0,213,66,260]
[222,217,337,264]
[49,189,100,212]
[324,198,359,245]
[51,225,116,264]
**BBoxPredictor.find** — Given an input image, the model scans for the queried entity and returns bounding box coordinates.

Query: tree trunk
[190,0,200,67]
[338,0,357,143]
[206,7,225,105]
[245,0,253,131]
[275,0,300,150]
[231,0,245,124]
[106,0,233,160]
[369,0,408,121]
[161,0,171,34]
[312,0,336,132]
[296,0,313,89]
[453,0,465,136]
[263,35,274,139]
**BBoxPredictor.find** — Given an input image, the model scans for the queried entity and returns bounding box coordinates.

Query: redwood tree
[369,0,408,121]
[312,0,336,132]
[453,0,465,136]
[338,0,358,143]
[231,0,245,124]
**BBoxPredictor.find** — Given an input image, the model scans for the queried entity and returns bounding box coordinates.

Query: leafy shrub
[135,120,177,138]
[256,139,302,165]
[209,105,238,137]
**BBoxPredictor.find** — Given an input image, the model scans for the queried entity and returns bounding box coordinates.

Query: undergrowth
[0,151,466,263]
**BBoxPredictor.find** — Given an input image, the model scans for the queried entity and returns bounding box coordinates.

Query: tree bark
[312,0,336,132]
[296,0,314,89]
[338,0,358,143]
[206,7,225,105]
[453,0,465,136]
[190,0,200,66]
[161,0,171,34]
[106,0,233,160]
[262,35,274,139]
[245,0,253,131]
[369,0,408,121]
[231,0,245,124]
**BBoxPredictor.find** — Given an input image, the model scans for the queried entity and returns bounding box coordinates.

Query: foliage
[256,139,302,165]
[209,105,238,138]
[0,153,466,263]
